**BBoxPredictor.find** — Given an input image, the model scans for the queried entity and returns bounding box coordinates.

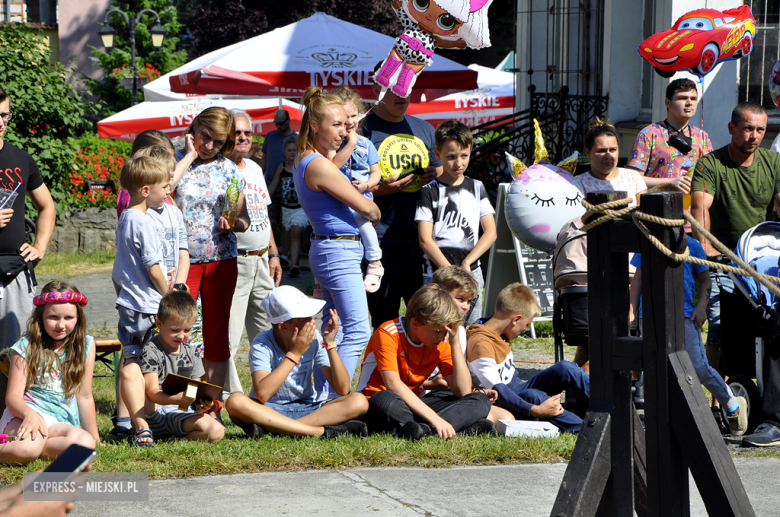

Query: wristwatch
[268,254,281,259]
[173,283,188,291]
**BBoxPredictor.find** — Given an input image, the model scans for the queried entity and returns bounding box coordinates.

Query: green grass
[0,338,577,485]
[0,317,772,485]
[36,250,116,276]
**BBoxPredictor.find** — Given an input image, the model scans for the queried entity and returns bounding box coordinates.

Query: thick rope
[580,198,780,299]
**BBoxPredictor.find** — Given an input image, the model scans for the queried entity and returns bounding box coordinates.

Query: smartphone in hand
[395,168,424,182]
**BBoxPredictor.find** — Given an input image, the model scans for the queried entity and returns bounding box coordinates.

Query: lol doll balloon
[375,0,494,98]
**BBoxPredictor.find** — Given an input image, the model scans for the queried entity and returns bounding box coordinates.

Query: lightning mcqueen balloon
[638,6,755,78]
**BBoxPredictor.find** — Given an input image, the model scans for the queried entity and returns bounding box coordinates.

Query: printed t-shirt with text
[415,176,495,275]
[357,317,453,397]
[363,113,441,245]
[0,142,43,254]
[691,146,780,251]
[235,159,272,251]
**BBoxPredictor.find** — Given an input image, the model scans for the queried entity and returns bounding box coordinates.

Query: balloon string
[699,76,705,129]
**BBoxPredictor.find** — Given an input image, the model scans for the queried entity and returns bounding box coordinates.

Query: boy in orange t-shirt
[357,284,491,440]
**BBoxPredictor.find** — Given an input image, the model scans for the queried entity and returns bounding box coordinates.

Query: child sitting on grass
[357,284,492,440]
[416,120,496,324]
[137,291,224,443]
[328,86,385,292]
[423,266,507,425]
[629,235,747,435]
[0,281,97,465]
[466,283,590,433]
[225,286,368,439]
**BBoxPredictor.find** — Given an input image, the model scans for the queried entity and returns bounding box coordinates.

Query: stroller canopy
[732,221,780,307]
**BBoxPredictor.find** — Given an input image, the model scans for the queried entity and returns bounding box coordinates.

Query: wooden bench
[93,337,122,377]
[0,338,122,379]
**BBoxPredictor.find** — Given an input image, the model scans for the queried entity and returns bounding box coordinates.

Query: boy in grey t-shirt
[111,156,174,445]
[136,291,224,443]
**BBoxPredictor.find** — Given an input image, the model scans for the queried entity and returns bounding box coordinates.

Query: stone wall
[50,208,117,254]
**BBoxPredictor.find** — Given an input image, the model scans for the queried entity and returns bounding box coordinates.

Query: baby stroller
[720,221,780,433]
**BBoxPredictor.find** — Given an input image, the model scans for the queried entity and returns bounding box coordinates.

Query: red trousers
[186,258,238,361]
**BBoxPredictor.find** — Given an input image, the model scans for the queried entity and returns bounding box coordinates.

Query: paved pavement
[70,458,780,516]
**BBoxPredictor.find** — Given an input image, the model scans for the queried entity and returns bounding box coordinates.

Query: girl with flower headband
[0,281,97,465]
[376,0,494,98]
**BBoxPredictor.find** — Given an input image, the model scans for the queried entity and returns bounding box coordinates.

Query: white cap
[261,285,326,324]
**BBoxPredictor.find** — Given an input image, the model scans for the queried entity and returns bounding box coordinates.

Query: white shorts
[281,207,309,231]
[0,406,61,433]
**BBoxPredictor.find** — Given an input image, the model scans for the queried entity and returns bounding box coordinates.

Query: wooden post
[550,191,754,516]
[638,192,689,515]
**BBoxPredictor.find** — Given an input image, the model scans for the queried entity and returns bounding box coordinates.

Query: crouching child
[466,283,590,433]
[138,291,225,443]
[357,284,492,440]
[225,286,369,439]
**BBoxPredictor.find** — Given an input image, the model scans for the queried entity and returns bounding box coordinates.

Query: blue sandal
[134,428,155,447]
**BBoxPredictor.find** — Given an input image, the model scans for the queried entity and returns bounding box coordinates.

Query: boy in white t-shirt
[416,120,497,324]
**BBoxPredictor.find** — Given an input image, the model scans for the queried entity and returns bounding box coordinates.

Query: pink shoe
[375,55,402,89]
[392,65,418,98]
[364,264,385,293]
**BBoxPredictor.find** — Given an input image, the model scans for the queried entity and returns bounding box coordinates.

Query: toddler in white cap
[224,286,369,439]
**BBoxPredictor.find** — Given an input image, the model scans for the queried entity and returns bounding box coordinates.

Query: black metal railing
[468,85,608,201]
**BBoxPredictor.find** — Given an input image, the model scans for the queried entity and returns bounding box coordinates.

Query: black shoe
[343,420,368,437]
[235,419,265,439]
[460,418,496,436]
[321,424,349,439]
[397,421,433,441]
[289,266,300,278]
[108,426,134,442]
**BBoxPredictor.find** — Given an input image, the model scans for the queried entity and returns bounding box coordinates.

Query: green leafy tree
[86,0,187,117]
[0,23,96,212]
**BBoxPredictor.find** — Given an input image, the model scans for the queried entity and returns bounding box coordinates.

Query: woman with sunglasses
[175,107,250,397]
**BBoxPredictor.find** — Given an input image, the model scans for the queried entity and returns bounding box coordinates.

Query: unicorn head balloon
[504,121,585,252]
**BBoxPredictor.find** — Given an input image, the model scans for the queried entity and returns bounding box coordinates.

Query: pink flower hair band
[33,292,88,307]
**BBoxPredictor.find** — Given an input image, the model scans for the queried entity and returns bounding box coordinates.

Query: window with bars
[638,0,657,121]
[739,0,780,111]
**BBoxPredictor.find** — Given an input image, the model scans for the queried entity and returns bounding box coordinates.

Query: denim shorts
[255,398,326,420]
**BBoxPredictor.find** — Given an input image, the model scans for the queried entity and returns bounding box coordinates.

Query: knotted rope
[581,197,780,299]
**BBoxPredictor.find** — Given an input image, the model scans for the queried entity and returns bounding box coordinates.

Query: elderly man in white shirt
[225,109,283,396]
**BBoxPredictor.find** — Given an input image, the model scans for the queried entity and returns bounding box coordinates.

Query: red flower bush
[65,144,126,209]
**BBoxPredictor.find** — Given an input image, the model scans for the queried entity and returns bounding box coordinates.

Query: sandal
[134,428,155,447]
[364,264,385,293]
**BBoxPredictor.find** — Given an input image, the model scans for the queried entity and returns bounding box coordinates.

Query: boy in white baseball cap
[224,286,369,439]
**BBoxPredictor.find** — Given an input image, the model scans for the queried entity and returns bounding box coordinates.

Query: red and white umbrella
[146,12,478,103]
[405,65,515,128]
[97,98,302,142]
